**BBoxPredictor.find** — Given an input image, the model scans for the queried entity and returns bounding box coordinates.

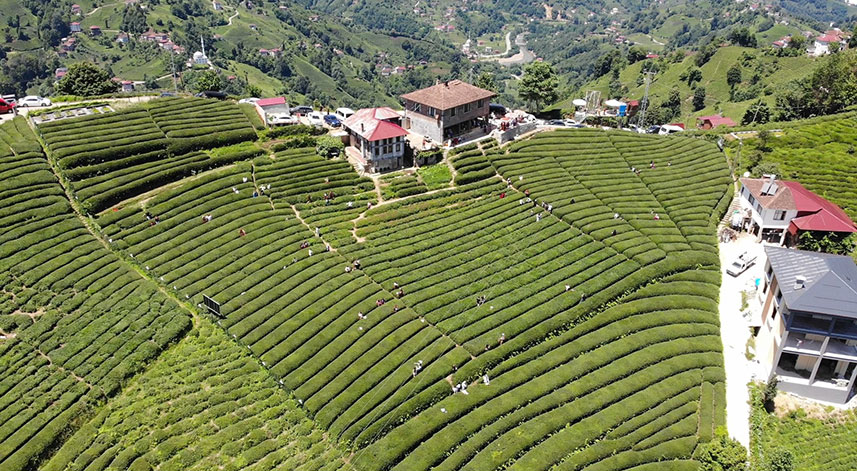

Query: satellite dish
[572,98,586,106]
[743,171,751,177]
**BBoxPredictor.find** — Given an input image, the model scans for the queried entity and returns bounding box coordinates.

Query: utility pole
[638,70,655,129]
[169,51,178,93]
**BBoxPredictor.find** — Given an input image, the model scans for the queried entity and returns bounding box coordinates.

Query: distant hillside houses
[809,29,850,57]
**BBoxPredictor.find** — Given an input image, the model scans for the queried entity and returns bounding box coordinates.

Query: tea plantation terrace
[0,105,733,471]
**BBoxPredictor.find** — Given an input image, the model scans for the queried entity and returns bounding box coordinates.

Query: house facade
[738,175,857,244]
[401,80,496,144]
[755,246,857,403]
[342,107,408,173]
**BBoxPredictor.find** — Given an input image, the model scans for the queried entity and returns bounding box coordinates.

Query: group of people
[475,295,487,307]
[145,211,160,226]
[375,298,386,307]
[201,214,213,223]
[412,360,423,377]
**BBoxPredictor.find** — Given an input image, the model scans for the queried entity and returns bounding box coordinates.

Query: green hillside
[561,46,821,126]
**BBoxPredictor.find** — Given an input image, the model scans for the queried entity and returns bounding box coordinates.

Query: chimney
[794,275,806,290]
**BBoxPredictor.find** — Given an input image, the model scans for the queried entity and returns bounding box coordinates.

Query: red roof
[783,181,856,233]
[698,115,736,127]
[368,120,408,141]
[256,97,287,107]
[343,107,408,142]
[816,34,840,43]
[90,25,100,29]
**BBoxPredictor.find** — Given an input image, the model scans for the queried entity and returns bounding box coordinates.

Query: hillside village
[4,1,857,471]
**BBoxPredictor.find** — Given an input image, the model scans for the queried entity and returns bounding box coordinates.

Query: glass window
[413,102,421,113]
[748,193,756,205]
[451,107,456,117]
[791,313,832,333]
[477,99,484,107]
[395,144,401,152]
[774,210,786,221]
[833,318,857,339]
[464,103,470,113]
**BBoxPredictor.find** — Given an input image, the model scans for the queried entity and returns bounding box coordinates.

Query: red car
[0,98,16,114]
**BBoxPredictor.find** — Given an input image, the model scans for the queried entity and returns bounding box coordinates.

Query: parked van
[335,107,355,121]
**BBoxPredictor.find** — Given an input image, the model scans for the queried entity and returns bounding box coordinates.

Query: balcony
[823,338,857,361]
[782,333,823,355]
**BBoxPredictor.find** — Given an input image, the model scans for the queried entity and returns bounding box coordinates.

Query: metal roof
[765,246,857,319]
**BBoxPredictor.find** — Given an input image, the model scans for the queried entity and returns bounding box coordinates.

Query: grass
[417,164,452,190]
[567,46,820,126]
[750,383,857,471]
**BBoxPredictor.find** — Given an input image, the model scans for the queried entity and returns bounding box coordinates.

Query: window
[774,210,786,221]
[412,102,421,113]
[477,99,484,108]
[748,193,756,205]
[463,103,470,113]
[428,107,435,116]
[755,202,763,213]
[450,107,456,117]
[395,144,401,152]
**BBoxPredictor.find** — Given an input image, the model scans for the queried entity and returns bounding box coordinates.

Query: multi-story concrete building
[756,246,857,403]
[401,80,496,144]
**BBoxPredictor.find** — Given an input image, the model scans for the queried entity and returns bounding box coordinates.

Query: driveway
[718,232,769,449]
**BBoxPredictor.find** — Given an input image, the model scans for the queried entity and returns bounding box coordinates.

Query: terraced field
[37,98,258,213]
[742,115,857,219]
[1,106,733,471]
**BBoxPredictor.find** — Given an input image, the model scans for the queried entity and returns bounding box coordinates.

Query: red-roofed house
[90,25,102,36]
[342,107,408,173]
[70,22,81,33]
[71,4,82,14]
[254,97,290,126]
[697,115,736,130]
[811,33,843,56]
[739,175,857,244]
[121,80,135,92]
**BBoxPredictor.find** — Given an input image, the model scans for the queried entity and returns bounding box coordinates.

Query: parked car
[546,119,567,126]
[307,111,325,127]
[160,92,176,97]
[195,90,228,100]
[323,114,341,127]
[0,98,16,114]
[18,96,52,107]
[646,125,661,134]
[334,107,354,121]
[238,97,260,104]
[489,103,507,117]
[726,252,757,277]
[268,113,298,126]
[290,105,313,115]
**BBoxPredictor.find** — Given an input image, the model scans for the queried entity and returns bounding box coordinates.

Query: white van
[335,107,355,121]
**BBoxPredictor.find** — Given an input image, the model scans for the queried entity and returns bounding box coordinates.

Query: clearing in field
[0,106,733,471]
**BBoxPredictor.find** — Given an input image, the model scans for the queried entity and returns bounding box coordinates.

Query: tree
[762,376,779,409]
[728,27,758,47]
[316,134,344,158]
[850,25,857,49]
[627,46,647,64]
[39,11,69,48]
[683,67,702,86]
[694,427,748,471]
[121,4,148,34]
[742,100,770,125]
[245,84,262,98]
[766,448,795,471]
[54,62,119,96]
[188,69,224,93]
[518,61,558,112]
[726,64,742,89]
[798,231,857,255]
[693,86,706,111]
[475,72,498,92]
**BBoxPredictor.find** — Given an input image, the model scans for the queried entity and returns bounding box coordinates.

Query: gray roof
[765,246,857,319]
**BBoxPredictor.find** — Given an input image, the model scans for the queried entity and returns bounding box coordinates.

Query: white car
[307,111,325,127]
[268,113,298,126]
[238,97,260,104]
[18,96,52,107]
